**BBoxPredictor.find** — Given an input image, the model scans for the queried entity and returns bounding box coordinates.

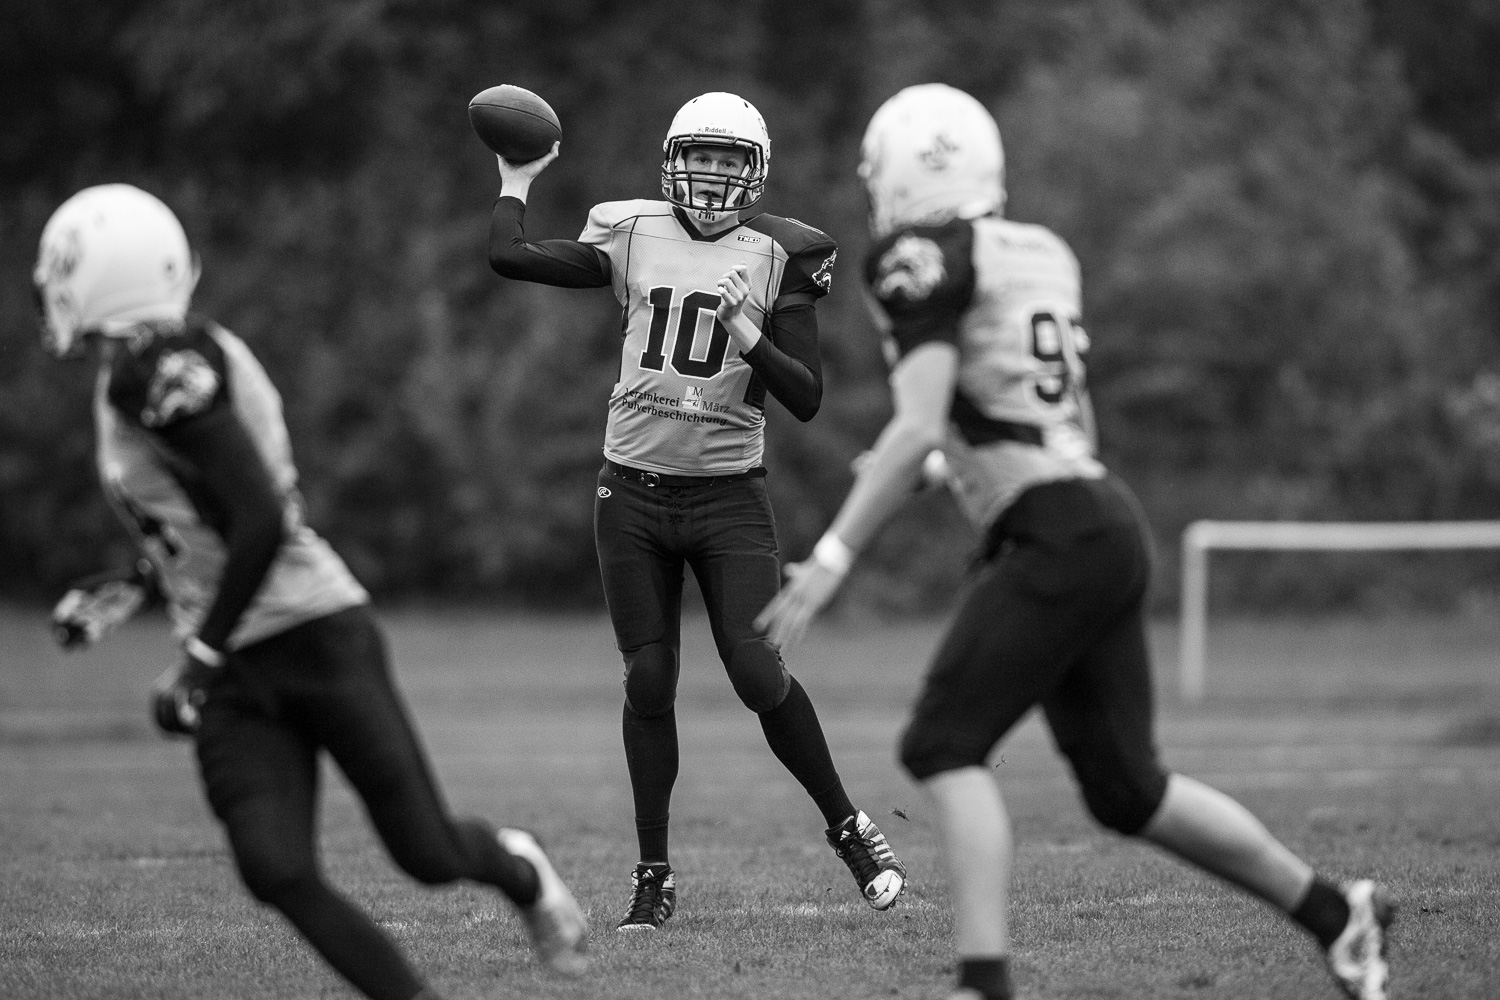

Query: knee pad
[622,641,679,717]
[727,638,789,713]
[235,844,318,906]
[898,717,990,781]
[1058,741,1168,835]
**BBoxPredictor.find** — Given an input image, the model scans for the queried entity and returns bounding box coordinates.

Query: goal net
[1177,519,1500,703]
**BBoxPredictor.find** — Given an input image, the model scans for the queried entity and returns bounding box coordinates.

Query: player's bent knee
[236,851,321,907]
[729,638,789,713]
[622,641,679,717]
[898,720,990,780]
[393,846,463,886]
[1066,752,1169,835]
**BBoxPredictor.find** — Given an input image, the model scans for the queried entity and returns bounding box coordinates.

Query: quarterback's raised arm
[487,145,612,288]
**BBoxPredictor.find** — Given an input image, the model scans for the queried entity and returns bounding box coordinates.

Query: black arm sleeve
[487,196,611,288]
[742,299,822,422]
[157,408,286,652]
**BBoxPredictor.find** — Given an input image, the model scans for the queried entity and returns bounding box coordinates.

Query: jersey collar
[672,205,760,243]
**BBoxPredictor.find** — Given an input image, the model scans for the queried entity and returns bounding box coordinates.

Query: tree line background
[3,0,1499,615]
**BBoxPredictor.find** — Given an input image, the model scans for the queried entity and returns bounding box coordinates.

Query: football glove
[150,643,222,738]
[52,559,159,649]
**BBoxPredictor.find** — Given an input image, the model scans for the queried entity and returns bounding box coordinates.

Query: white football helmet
[661,92,770,224]
[859,83,1005,238]
[32,183,199,358]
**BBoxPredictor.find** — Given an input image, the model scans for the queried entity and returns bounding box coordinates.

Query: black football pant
[899,475,1171,836]
[194,605,533,1000]
[594,463,854,862]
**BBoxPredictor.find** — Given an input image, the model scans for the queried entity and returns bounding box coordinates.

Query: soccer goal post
[1177,519,1500,704]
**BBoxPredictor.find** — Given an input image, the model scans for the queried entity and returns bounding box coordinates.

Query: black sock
[958,956,1012,999]
[623,703,678,863]
[758,677,856,827]
[1291,876,1351,948]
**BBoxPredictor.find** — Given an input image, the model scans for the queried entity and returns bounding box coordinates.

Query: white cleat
[1326,879,1394,1000]
[497,828,589,975]
[826,810,908,910]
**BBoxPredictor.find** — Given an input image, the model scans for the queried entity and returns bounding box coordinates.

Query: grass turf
[1,604,1497,999]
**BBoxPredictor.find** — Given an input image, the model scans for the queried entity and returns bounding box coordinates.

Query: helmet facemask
[663,137,765,223]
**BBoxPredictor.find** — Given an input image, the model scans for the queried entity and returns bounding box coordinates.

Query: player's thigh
[1041,600,1159,768]
[900,557,1095,774]
[295,609,454,829]
[196,688,321,884]
[595,471,685,651]
[689,478,780,652]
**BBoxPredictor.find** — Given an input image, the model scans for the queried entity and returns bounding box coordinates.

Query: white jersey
[97,320,368,649]
[864,215,1104,531]
[580,199,836,474]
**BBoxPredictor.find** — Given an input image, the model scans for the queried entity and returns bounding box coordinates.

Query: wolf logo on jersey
[580,199,836,475]
[873,235,946,301]
[865,215,1103,530]
[141,349,219,427]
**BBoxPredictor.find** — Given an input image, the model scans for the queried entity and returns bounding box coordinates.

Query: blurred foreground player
[487,92,906,929]
[34,184,587,1000]
[757,84,1393,1000]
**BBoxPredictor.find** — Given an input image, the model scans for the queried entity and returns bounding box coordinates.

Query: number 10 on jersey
[640,286,732,380]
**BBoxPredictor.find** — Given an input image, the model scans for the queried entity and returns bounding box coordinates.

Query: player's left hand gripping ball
[150,646,222,738]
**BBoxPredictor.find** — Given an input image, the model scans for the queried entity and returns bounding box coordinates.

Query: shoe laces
[625,866,671,923]
[833,821,897,885]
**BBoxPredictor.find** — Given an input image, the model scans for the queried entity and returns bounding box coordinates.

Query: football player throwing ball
[34,184,587,1000]
[488,92,907,930]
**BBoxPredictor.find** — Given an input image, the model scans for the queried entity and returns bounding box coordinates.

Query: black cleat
[616,862,676,931]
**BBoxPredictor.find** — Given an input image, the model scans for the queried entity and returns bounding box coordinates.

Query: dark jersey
[97,320,367,649]
[864,215,1104,530]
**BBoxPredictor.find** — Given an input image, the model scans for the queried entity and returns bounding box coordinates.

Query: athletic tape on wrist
[184,636,226,668]
[812,533,855,577]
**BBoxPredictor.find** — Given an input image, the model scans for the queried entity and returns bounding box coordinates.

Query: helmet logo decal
[142,350,219,428]
[918,133,961,172]
[38,227,83,284]
[874,235,945,302]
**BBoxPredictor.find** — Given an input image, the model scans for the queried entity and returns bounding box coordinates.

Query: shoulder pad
[866,218,974,306]
[108,318,228,430]
[587,199,675,229]
[743,213,836,256]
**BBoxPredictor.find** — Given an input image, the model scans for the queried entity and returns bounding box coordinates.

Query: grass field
[1,603,1497,999]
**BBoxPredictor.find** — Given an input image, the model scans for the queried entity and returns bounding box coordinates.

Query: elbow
[790,395,821,423]
[787,384,822,423]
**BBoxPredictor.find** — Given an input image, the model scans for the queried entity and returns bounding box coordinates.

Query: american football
[467,84,561,163]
